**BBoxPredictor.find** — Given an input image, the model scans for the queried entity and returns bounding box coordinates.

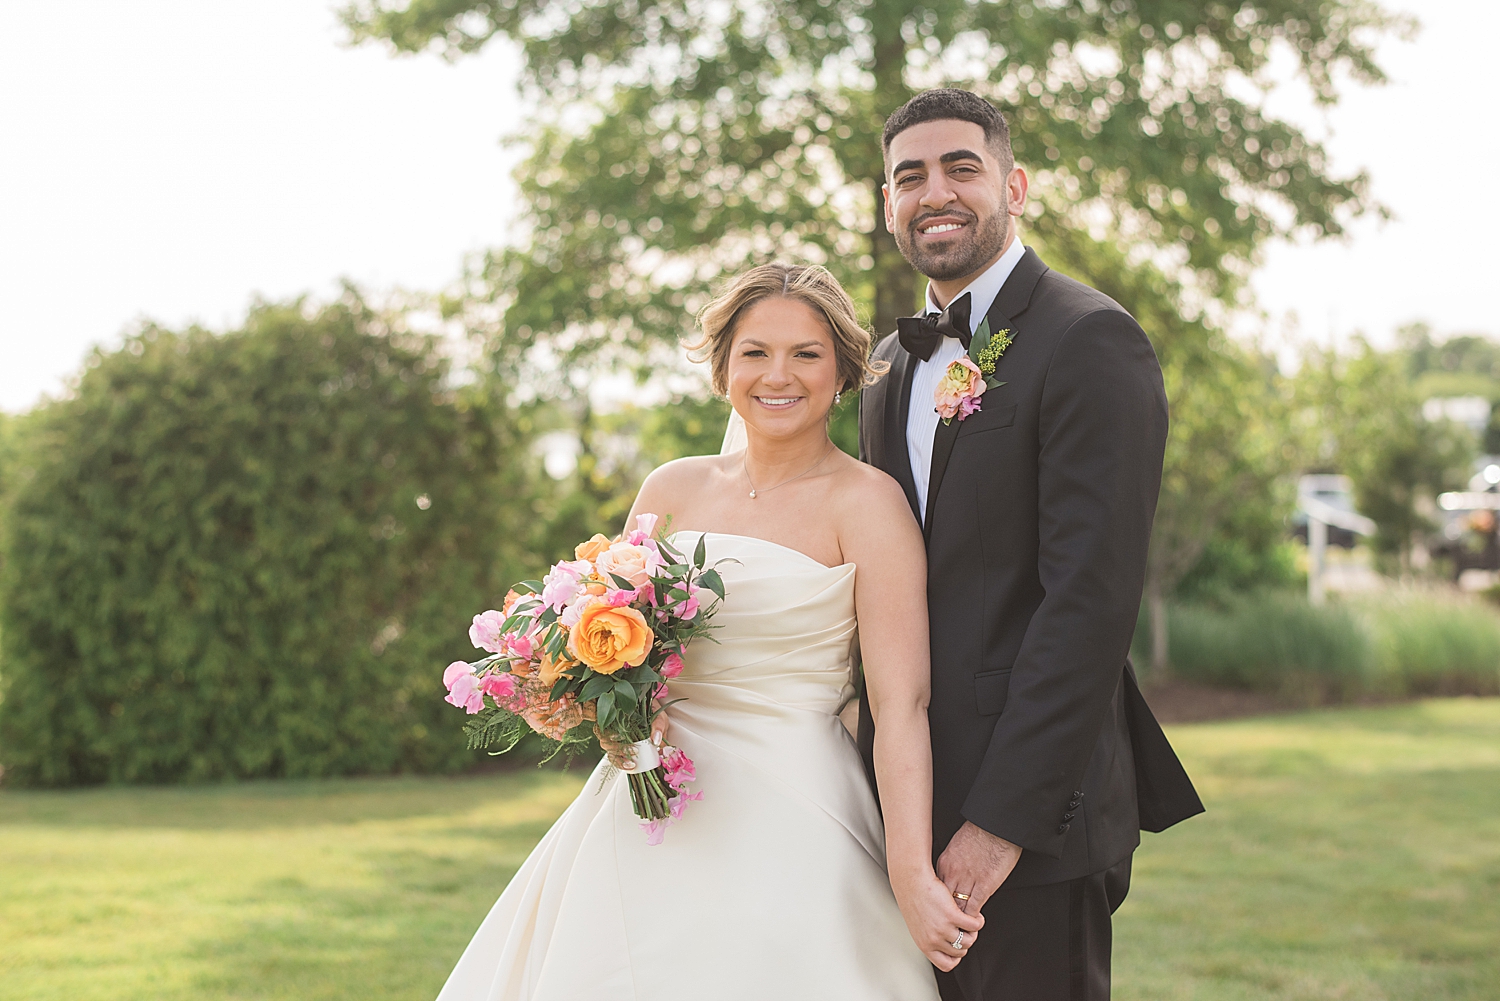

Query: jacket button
[1056,823,1070,834]
[1072,791,1084,800]
[1063,812,1075,821]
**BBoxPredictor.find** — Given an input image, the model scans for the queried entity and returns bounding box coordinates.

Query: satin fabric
[436,532,940,1001]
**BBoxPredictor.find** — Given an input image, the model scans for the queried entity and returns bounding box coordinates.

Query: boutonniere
[934,318,1014,425]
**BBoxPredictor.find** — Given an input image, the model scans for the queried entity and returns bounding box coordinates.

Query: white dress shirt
[906,237,1027,521]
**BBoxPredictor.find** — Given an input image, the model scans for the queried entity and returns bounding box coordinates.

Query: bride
[437,263,979,1000]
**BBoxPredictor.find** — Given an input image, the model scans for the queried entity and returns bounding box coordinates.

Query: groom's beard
[896,208,1009,283]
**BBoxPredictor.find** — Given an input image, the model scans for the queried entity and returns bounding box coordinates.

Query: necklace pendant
[749,489,757,499]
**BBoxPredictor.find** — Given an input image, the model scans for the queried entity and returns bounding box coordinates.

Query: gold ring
[952,892,970,901]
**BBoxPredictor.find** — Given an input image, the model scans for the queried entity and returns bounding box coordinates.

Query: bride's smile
[725,295,840,446]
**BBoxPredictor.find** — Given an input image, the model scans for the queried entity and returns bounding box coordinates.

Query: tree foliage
[0,297,531,786]
[344,0,1397,348]
[1295,340,1475,569]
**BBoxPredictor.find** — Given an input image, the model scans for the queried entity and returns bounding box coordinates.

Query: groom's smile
[883,118,1027,297]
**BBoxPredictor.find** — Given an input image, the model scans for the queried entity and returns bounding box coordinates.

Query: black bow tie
[897,292,973,361]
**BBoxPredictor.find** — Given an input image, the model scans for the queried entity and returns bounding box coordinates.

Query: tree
[0,295,533,786]
[344,0,1399,352]
[1296,340,1475,573]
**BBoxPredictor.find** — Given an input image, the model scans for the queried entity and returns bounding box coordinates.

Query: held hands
[594,698,670,770]
[890,866,985,972]
[937,821,1023,917]
[892,867,985,971]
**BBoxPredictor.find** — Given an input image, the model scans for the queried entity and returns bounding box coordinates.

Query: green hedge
[0,299,528,786]
[1149,591,1500,702]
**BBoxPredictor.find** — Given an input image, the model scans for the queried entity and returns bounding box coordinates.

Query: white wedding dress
[436,531,940,1000]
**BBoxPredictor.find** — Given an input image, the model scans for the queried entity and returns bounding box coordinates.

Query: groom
[857,89,1204,1000]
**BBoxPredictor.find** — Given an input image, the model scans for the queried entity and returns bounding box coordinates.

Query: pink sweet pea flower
[662,747,696,790]
[933,355,984,421]
[603,587,638,608]
[625,512,660,546]
[468,610,507,653]
[443,662,485,713]
[540,563,584,613]
[660,651,685,679]
[479,672,524,711]
[502,631,534,662]
[669,789,703,819]
[670,587,700,621]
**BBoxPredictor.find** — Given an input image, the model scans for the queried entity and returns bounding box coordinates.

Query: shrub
[1362,594,1500,697]
[1166,593,1372,703]
[0,298,531,786]
[1150,590,1500,703]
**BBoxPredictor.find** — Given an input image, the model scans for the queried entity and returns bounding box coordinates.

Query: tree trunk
[868,14,913,336]
[1148,584,1170,678]
[871,185,914,334]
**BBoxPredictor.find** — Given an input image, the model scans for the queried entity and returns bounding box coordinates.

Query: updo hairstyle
[687,263,888,397]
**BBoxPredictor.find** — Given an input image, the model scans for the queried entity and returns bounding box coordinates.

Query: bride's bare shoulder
[827,452,920,539]
[634,453,732,514]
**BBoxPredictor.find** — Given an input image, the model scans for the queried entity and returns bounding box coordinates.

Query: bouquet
[442,514,728,843]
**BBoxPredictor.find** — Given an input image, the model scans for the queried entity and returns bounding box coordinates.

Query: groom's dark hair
[882,89,1013,173]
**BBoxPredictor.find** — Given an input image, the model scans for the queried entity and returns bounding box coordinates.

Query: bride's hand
[890,866,985,971]
[594,699,671,769]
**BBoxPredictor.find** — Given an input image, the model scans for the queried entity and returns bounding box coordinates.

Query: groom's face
[883,119,1024,284]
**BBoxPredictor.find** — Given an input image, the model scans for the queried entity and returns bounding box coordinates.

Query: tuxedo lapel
[888,349,921,522]
[921,247,1049,539]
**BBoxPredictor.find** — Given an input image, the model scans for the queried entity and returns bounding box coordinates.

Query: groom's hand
[937,822,1022,915]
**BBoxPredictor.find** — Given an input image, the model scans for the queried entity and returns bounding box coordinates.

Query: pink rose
[933,355,984,421]
[595,542,660,589]
[660,651,684,679]
[468,610,506,653]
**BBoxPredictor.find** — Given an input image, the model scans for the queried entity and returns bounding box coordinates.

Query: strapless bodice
[667,532,857,717]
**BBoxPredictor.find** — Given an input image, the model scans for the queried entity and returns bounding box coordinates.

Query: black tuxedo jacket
[858,248,1203,888]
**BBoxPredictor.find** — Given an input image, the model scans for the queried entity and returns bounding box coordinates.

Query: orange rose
[538,651,577,688]
[501,589,522,615]
[575,534,613,561]
[568,602,652,675]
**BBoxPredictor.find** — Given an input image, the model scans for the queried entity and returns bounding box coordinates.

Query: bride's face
[726,296,840,439]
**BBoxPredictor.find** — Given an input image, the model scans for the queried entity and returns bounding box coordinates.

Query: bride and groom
[437,88,1203,1001]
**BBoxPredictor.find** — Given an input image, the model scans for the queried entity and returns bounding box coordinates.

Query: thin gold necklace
[743,441,834,499]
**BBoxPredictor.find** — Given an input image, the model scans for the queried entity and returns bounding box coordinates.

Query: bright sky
[1,0,1494,413]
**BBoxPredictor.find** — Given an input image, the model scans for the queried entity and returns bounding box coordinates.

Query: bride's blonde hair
[687,263,889,397]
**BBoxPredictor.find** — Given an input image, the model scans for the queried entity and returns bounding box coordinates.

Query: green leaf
[580,674,614,702]
[596,689,615,725]
[698,568,726,600]
[968,317,992,367]
[693,533,707,569]
[608,572,635,590]
[614,680,636,703]
[549,676,571,701]
[518,580,544,594]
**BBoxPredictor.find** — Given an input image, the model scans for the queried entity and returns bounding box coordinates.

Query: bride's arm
[841,469,983,971]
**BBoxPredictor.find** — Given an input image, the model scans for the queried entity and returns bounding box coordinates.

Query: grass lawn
[1,699,1497,1000]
